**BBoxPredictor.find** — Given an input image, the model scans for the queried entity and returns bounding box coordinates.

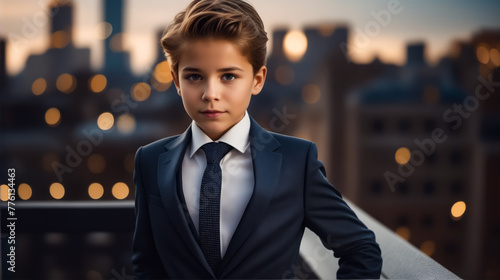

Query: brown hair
[160,0,268,76]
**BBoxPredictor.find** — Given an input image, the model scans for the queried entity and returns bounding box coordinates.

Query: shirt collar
[188,111,250,158]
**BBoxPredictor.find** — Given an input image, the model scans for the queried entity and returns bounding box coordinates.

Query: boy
[132,0,382,279]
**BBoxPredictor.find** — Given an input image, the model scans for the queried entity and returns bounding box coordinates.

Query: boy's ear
[171,70,181,95]
[251,66,267,96]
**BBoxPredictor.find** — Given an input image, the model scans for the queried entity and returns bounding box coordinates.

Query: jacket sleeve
[303,142,383,279]
[132,147,169,279]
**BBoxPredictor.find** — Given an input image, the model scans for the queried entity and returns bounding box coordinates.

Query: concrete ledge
[299,200,461,279]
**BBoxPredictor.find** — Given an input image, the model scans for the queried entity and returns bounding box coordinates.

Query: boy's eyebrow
[181,67,244,72]
[217,67,244,72]
[182,67,201,72]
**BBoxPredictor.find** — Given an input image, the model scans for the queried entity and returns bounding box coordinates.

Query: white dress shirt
[181,111,254,258]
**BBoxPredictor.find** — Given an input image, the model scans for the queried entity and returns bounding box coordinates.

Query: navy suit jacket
[132,117,382,279]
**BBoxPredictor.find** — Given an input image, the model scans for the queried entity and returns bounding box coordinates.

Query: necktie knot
[202,142,233,164]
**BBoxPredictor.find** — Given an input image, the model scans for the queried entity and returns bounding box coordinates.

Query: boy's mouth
[201,110,224,118]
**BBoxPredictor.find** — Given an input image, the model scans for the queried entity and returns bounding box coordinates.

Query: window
[450,182,463,195]
[424,119,436,133]
[427,151,437,164]
[371,119,385,133]
[398,119,412,132]
[396,182,409,195]
[397,216,409,226]
[421,215,434,228]
[450,150,463,165]
[423,181,436,195]
[445,242,458,255]
[370,181,382,194]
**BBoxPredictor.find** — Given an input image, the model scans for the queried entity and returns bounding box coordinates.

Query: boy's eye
[221,74,236,81]
[186,74,202,81]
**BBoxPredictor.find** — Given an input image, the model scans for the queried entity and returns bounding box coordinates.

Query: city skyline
[1,0,500,75]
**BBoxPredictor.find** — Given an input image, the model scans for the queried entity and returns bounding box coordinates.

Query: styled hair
[160,0,268,76]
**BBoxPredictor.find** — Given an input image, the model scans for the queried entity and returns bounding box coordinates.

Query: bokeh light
[395,226,411,241]
[117,114,136,134]
[283,30,308,62]
[56,73,76,93]
[50,183,65,199]
[318,23,335,37]
[45,108,61,127]
[420,240,436,256]
[131,82,151,102]
[32,78,47,95]
[97,112,114,131]
[395,147,411,165]
[89,74,107,93]
[112,182,129,200]
[451,201,466,219]
[154,61,173,83]
[1,185,11,201]
[302,84,321,104]
[50,30,70,49]
[110,33,125,52]
[18,183,32,200]
[96,22,113,40]
[152,81,172,92]
[88,183,104,200]
[87,154,106,174]
[490,48,500,66]
[476,44,490,64]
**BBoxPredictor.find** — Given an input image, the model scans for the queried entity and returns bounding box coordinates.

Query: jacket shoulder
[269,131,315,151]
[138,134,181,155]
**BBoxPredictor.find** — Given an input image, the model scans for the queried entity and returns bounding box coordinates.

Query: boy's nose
[202,79,220,101]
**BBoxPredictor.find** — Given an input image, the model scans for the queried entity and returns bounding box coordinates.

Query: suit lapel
[157,126,216,278]
[219,117,282,276]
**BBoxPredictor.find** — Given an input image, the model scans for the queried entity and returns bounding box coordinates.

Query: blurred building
[344,43,480,278]
[448,30,500,278]
[0,0,179,278]
[0,0,186,201]
[0,38,6,90]
[469,30,500,279]
[15,1,91,95]
[268,25,500,278]
[103,0,132,82]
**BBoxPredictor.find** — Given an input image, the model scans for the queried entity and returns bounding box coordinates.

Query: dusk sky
[1,0,500,75]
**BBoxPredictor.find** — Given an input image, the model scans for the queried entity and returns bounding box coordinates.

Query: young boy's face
[172,39,267,140]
